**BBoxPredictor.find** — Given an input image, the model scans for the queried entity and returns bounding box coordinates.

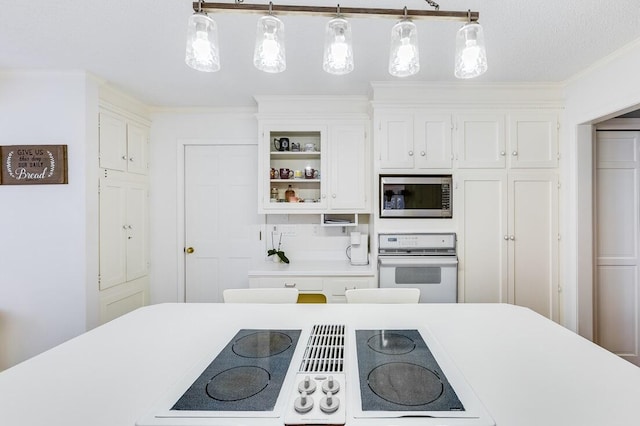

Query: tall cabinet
[456,112,560,321]
[98,106,150,324]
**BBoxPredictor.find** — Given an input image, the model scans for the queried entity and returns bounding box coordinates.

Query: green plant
[267,232,290,263]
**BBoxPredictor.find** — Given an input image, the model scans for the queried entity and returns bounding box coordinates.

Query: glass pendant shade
[185,13,220,72]
[253,15,286,73]
[454,22,488,79]
[388,20,420,77]
[323,17,354,75]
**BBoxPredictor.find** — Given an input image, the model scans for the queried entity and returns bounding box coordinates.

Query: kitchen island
[0,303,638,426]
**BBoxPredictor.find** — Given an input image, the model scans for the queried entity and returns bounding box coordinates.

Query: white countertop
[1,303,639,426]
[248,259,375,276]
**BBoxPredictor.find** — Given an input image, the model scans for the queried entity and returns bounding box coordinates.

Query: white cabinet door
[458,171,559,321]
[414,114,452,169]
[99,179,127,290]
[126,123,149,174]
[508,171,559,321]
[99,177,148,290]
[457,172,508,303]
[328,122,369,211]
[99,112,128,172]
[125,182,148,281]
[378,113,414,169]
[456,113,506,168]
[99,111,149,175]
[508,113,558,168]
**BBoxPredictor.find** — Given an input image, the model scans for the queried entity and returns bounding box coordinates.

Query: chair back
[222,288,299,303]
[345,288,420,304]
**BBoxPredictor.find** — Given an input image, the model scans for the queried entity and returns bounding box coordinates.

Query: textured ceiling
[1,0,640,107]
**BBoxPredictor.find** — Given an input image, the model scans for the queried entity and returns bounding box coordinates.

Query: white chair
[345,288,420,304]
[222,288,299,303]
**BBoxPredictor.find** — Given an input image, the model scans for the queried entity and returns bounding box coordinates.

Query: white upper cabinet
[455,113,507,168]
[378,113,414,169]
[455,112,559,169]
[414,114,453,169]
[378,112,452,170]
[99,111,149,175]
[327,122,369,211]
[258,120,370,213]
[508,112,559,168]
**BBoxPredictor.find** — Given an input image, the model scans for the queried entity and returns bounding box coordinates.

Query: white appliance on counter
[378,233,458,303]
[348,232,369,266]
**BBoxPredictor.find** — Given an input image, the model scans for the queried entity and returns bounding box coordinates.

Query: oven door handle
[378,256,458,267]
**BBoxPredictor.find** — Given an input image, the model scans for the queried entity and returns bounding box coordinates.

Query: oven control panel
[284,373,346,425]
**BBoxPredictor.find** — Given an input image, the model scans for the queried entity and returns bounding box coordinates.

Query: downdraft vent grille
[299,324,345,373]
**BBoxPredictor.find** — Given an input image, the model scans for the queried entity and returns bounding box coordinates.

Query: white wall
[0,71,99,370]
[563,38,640,337]
[148,108,258,303]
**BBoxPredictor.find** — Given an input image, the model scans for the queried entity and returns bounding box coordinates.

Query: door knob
[185,247,195,254]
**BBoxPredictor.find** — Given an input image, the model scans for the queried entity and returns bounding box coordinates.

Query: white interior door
[184,144,263,302]
[595,130,640,366]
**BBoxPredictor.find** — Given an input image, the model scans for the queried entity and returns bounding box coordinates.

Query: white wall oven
[380,175,452,218]
[378,233,458,303]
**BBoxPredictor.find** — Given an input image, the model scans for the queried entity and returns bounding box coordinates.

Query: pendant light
[323,7,354,75]
[388,9,419,78]
[185,1,220,72]
[454,11,488,79]
[253,2,286,73]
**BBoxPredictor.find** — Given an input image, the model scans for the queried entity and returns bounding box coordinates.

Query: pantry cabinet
[377,112,452,170]
[455,113,506,168]
[98,171,149,324]
[258,120,370,213]
[99,110,149,174]
[457,170,559,321]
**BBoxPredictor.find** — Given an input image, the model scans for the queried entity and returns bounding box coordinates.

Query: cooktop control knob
[286,373,345,425]
[319,391,340,414]
[294,391,314,413]
[298,375,317,394]
[322,375,340,394]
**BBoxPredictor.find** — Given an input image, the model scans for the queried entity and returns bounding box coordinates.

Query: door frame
[176,138,257,302]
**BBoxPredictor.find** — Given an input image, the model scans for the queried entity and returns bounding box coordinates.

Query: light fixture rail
[193,2,479,22]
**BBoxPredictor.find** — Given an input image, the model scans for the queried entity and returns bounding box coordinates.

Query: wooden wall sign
[0,145,68,185]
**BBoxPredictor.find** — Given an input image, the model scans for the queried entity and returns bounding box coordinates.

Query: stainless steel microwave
[380,175,452,218]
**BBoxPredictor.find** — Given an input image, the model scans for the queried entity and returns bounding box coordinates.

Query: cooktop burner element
[206,366,270,401]
[232,331,293,358]
[172,329,300,412]
[367,332,416,355]
[368,362,443,406]
[356,329,464,412]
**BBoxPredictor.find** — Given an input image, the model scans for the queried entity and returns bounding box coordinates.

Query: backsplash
[263,214,370,262]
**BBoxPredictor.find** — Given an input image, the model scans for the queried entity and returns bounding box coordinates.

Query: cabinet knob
[512,151,518,156]
[127,225,133,230]
[504,235,509,240]
[121,155,127,160]
[500,151,506,156]
[408,151,414,156]
[185,247,195,254]
[129,157,134,162]
[322,194,326,199]
[122,225,128,230]
[332,194,336,198]
[510,235,515,241]
[420,151,426,156]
